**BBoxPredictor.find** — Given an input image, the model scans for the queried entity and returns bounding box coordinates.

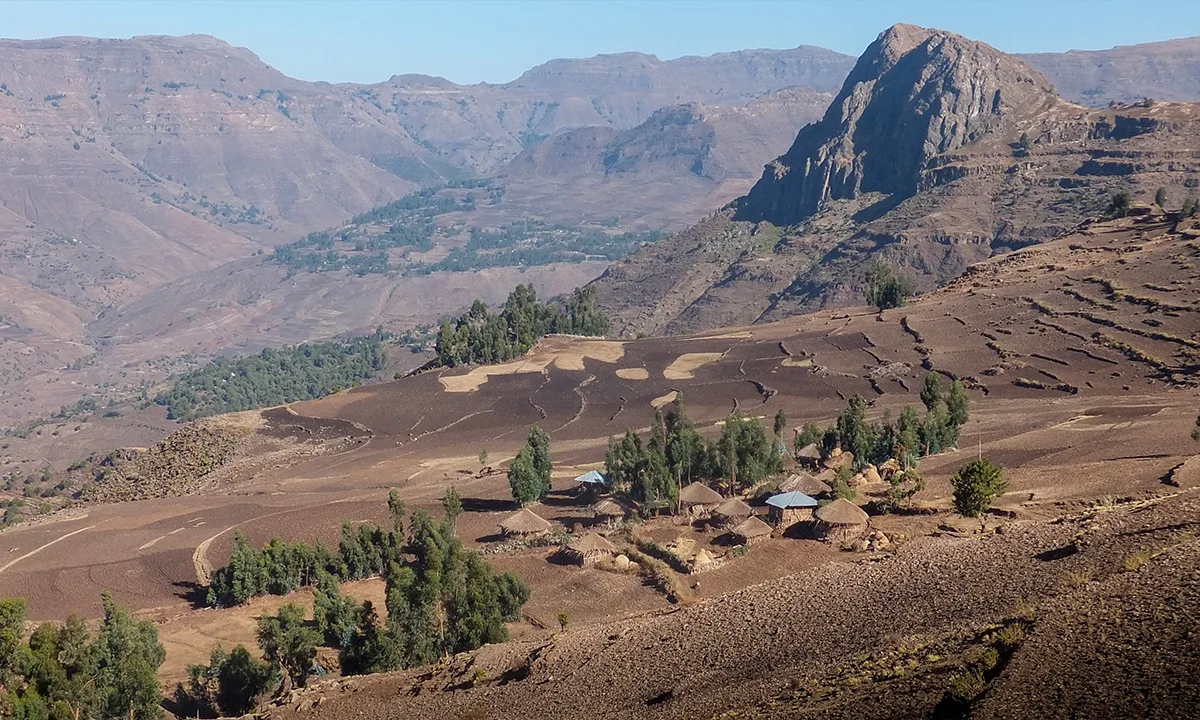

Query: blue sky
[4,0,1200,84]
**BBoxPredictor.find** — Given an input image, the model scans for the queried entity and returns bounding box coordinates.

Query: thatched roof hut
[679,482,723,515]
[781,471,832,497]
[711,497,752,524]
[730,515,773,546]
[591,498,626,521]
[562,533,617,566]
[794,442,822,466]
[498,507,553,538]
[812,498,869,543]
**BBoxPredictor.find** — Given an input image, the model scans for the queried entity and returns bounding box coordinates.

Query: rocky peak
[737,24,1058,225]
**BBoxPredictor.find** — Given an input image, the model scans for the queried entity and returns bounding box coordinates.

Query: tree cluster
[435,285,609,368]
[205,519,400,608]
[155,331,387,420]
[797,374,970,474]
[604,395,783,510]
[184,497,532,712]
[865,259,916,311]
[508,426,552,506]
[0,593,165,720]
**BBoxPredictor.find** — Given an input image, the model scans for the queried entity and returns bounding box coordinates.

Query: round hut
[591,498,626,526]
[498,507,553,539]
[765,491,819,528]
[781,471,832,498]
[678,482,723,517]
[711,497,753,528]
[812,498,870,543]
[730,515,773,546]
[794,442,822,468]
[562,533,617,566]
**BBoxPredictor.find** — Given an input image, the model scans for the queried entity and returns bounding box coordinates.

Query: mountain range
[0,30,1199,427]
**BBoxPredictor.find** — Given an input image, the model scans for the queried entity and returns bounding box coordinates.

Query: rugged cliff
[591,25,1200,337]
[737,24,1058,225]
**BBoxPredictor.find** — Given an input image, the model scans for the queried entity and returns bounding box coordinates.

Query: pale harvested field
[662,352,724,379]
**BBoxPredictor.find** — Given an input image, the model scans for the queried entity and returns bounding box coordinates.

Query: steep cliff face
[737,25,1057,225]
[591,25,1200,338]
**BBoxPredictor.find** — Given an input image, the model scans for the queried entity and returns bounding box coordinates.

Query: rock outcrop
[737,24,1058,225]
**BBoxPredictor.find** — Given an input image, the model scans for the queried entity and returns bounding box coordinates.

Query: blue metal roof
[766,491,818,509]
[574,470,607,485]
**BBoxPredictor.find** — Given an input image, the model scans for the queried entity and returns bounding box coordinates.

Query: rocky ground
[267,491,1199,720]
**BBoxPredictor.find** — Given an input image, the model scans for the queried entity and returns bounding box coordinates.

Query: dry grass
[615,368,649,380]
[1059,569,1093,590]
[439,341,625,392]
[1122,550,1152,572]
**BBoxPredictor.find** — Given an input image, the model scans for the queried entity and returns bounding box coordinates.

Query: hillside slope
[591,25,1200,337]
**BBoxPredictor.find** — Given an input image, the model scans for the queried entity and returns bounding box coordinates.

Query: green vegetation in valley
[434,284,609,367]
[0,594,165,720]
[154,332,388,421]
[416,219,662,274]
[267,181,662,278]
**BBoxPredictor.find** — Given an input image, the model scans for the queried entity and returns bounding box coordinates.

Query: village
[494,442,896,594]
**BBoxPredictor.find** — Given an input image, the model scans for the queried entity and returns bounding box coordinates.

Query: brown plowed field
[0,215,1197,707]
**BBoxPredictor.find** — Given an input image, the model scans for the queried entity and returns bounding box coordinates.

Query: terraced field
[0,213,1196,706]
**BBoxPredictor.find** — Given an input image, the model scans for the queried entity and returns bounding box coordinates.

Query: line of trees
[603,395,783,510]
[155,331,388,421]
[794,373,970,471]
[185,504,530,715]
[435,284,609,368]
[0,593,166,720]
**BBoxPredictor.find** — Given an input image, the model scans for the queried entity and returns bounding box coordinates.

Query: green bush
[951,459,1007,518]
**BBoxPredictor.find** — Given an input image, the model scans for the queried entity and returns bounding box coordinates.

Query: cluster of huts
[496,461,872,570]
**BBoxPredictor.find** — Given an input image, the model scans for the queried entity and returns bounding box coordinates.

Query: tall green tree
[920,372,942,412]
[526,426,552,489]
[717,412,782,492]
[664,394,708,484]
[835,395,875,465]
[507,448,544,506]
[256,603,318,688]
[93,592,166,720]
[441,486,463,527]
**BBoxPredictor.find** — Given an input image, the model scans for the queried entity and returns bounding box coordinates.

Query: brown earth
[4,29,1200,433]
[0,215,1196,718]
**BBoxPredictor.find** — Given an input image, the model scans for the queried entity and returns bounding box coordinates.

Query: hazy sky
[5,0,1200,84]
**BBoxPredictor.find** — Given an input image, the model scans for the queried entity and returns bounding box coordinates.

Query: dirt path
[0,523,96,575]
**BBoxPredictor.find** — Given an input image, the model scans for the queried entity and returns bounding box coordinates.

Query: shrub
[950,459,1006,519]
[865,259,916,310]
[1123,550,1152,572]
[1105,191,1131,219]
[1060,569,1093,590]
[994,624,1026,651]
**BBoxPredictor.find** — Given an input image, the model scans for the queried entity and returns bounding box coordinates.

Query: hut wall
[814,521,866,544]
[770,507,814,527]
